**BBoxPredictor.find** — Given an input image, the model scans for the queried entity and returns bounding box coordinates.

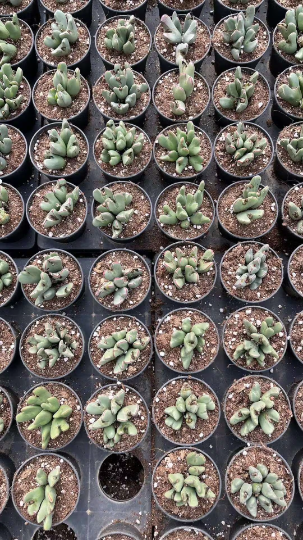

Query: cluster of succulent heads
[230,381,281,437]
[171,60,195,116]
[93,186,133,239]
[231,462,287,517]
[39,178,80,229]
[96,261,143,306]
[157,121,203,174]
[277,6,303,62]
[0,15,22,66]
[86,388,139,448]
[164,451,216,508]
[277,70,303,109]
[219,66,259,113]
[159,181,211,230]
[26,320,78,369]
[161,12,197,65]
[18,252,74,306]
[288,191,303,234]
[223,6,259,61]
[169,316,210,369]
[234,244,269,290]
[232,175,269,225]
[44,10,79,58]
[102,63,148,115]
[48,62,81,109]
[225,122,268,167]
[16,386,73,449]
[0,63,24,120]
[105,16,136,56]
[97,325,150,375]
[279,124,303,163]
[0,184,10,223]
[99,120,145,167]
[0,126,12,172]
[233,315,283,368]
[0,256,12,291]
[23,466,61,531]
[162,245,214,290]
[43,119,80,171]
[164,382,215,430]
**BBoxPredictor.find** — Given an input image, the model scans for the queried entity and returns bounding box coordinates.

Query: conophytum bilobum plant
[43,119,80,171]
[23,466,60,531]
[224,122,268,167]
[105,16,136,56]
[0,15,21,66]
[234,243,269,290]
[16,386,73,449]
[97,327,150,375]
[26,320,79,369]
[159,181,211,230]
[99,120,145,167]
[0,184,9,225]
[232,175,269,225]
[222,6,259,61]
[233,316,283,368]
[277,6,303,62]
[0,64,24,119]
[102,63,148,115]
[0,126,11,172]
[162,245,214,290]
[288,191,303,234]
[219,66,259,113]
[96,261,143,306]
[38,178,80,229]
[0,257,12,291]
[164,382,215,430]
[44,10,79,58]
[92,186,134,239]
[47,62,81,108]
[277,70,303,109]
[169,316,210,369]
[279,124,303,162]
[171,61,195,116]
[161,12,197,65]
[157,121,204,174]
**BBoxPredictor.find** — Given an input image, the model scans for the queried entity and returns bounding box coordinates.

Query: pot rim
[0,386,15,443]
[276,121,303,181]
[230,523,292,540]
[288,244,303,298]
[272,25,296,68]
[0,15,34,67]
[292,379,303,430]
[0,183,25,241]
[0,250,19,308]
[40,0,91,15]
[281,182,303,240]
[274,65,303,123]
[214,0,264,14]
[157,0,205,14]
[98,0,147,14]
[159,526,214,540]
[1,124,28,181]
[289,310,303,363]
[0,317,17,374]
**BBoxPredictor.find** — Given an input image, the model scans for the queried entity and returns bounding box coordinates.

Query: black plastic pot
[214,0,264,22]
[0,252,20,307]
[272,66,303,128]
[98,523,143,540]
[231,523,292,540]
[99,0,148,20]
[0,126,28,186]
[95,15,151,72]
[0,184,27,242]
[267,0,287,29]
[285,245,303,298]
[160,527,214,540]
[281,183,303,240]
[29,122,89,185]
[40,0,93,26]
[292,380,303,430]
[0,453,15,514]
[214,122,274,182]
[0,386,17,443]
[275,122,303,181]
[0,16,36,76]
[2,76,33,130]
[270,26,296,78]
[289,311,303,364]
[0,318,18,375]
[93,124,152,182]
[158,0,205,17]
[212,67,271,126]
[10,0,38,23]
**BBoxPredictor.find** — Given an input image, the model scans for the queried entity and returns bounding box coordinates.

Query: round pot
[0,16,36,76]
[95,15,151,72]
[30,524,79,540]
[0,318,18,375]
[158,0,205,18]
[275,121,303,181]
[272,65,303,128]
[0,125,28,185]
[98,523,143,540]
[0,76,33,129]
[286,245,303,298]
[271,26,296,78]
[267,0,288,28]
[0,184,27,242]
[289,311,303,364]
[0,386,17,443]
[292,379,303,430]
[29,122,89,185]
[230,524,292,540]
[39,0,92,25]
[5,0,38,22]
[93,124,152,182]
[160,527,214,540]
[214,0,264,23]
[26,180,87,243]
[281,183,303,240]
[0,252,19,307]
[0,453,14,514]
[99,0,148,20]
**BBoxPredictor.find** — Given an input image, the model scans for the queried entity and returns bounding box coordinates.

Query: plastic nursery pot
[0,16,36,76]
[214,122,274,182]
[157,0,205,18]
[4,0,38,23]
[152,69,210,127]
[298,459,303,503]
[270,26,296,78]
[0,125,29,185]
[99,0,148,20]
[95,16,152,72]
[275,122,303,181]
[154,182,215,242]
[1,76,33,130]
[267,0,288,28]
[159,527,214,540]
[26,181,87,243]
[272,66,303,128]
[216,181,278,241]
[29,122,88,185]
[289,311,303,364]
[286,245,303,298]
[230,524,292,540]
[93,125,152,183]
[39,0,92,26]
[281,183,303,240]
[98,523,143,540]
[214,0,264,23]
[0,318,18,375]
[0,453,15,514]
[0,184,27,242]
[292,380,303,430]
[212,67,271,126]
[0,386,17,443]
[0,252,20,306]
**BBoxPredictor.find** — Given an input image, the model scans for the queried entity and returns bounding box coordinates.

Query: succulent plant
[162,245,214,290]
[157,121,204,174]
[234,244,269,290]
[0,15,21,66]
[160,12,197,64]
[16,386,73,449]
[86,388,139,448]
[225,122,268,167]
[231,462,287,517]
[233,316,283,367]
[165,382,215,430]
[23,466,60,530]
[0,184,9,224]
[25,321,79,370]
[277,6,303,62]
[44,10,79,58]
[96,261,143,306]
[279,125,303,162]
[105,16,135,56]
[92,186,133,239]
[98,120,145,168]
[169,316,210,369]
[232,175,269,225]
[159,181,211,230]
[0,125,11,172]
[47,62,81,108]
[288,192,303,234]
[18,252,74,306]
[222,6,259,61]
[43,119,80,171]
[0,64,24,119]
[219,66,259,113]
[38,178,80,229]
[164,451,216,507]
[0,394,3,433]
[171,61,195,116]
[101,63,148,115]
[277,70,303,108]
[230,381,281,436]
[0,258,12,291]
[97,327,150,375]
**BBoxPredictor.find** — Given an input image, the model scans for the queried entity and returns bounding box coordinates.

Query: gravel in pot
[0,124,27,184]
[84,384,149,452]
[220,242,283,303]
[223,375,292,444]
[0,183,25,242]
[152,447,221,521]
[287,244,303,297]
[89,249,150,311]
[39,0,92,25]
[0,387,14,441]
[275,121,303,180]
[292,379,303,429]
[231,524,292,540]
[272,9,303,77]
[99,0,148,19]
[282,182,303,239]
[273,66,303,128]
[0,251,18,307]
[157,0,205,17]
[290,310,303,363]
[155,308,219,374]
[89,314,152,380]
[214,0,264,23]
[32,524,77,540]
[160,527,214,540]
[0,464,9,514]
[0,15,34,72]
[0,318,17,373]
[0,0,34,16]
[226,445,294,521]
[99,536,137,540]
[153,377,220,445]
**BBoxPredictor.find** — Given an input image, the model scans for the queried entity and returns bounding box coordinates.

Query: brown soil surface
[277,123,303,176]
[294,382,303,428]
[101,0,144,9]
[33,523,77,540]
[2,19,32,64]
[99,453,144,501]
[155,18,210,66]
[36,19,90,67]
[289,245,303,296]
[290,311,303,361]
[283,184,303,237]
[96,17,150,66]
[164,530,210,540]
[0,467,8,512]
[0,319,15,373]
[235,526,290,540]
[213,18,269,62]
[42,0,90,13]
[0,184,23,239]
[0,388,12,440]
[219,0,262,6]
[1,126,26,177]
[0,0,31,14]
[158,0,204,10]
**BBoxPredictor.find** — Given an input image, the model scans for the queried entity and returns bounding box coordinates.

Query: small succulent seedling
[159,181,211,230]
[99,120,145,167]
[96,261,143,306]
[47,62,81,108]
[164,451,216,507]
[160,12,197,64]
[0,258,12,291]
[225,122,267,167]
[287,191,303,233]
[232,175,269,225]
[278,70,303,108]
[233,316,283,367]
[23,466,60,530]
[279,125,303,162]
[157,121,204,174]
[231,462,287,517]
[171,61,195,116]
[86,388,139,448]
[0,184,9,224]
[0,15,21,66]
[0,64,23,119]
[97,327,150,374]
[25,321,79,369]
[162,245,214,290]
[105,16,136,56]
[230,381,280,436]
[92,186,134,239]
[16,386,73,448]
[165,382,215,430]
[277,6,303,62]
[169,317,210,369]
[18,252,74,306]
[102,63,148,115]
[0,394,4,433]
[44,10,79,58]
[43,119,80,171]
[219,66,259,113]
[38,178,80,229]
[223,6,259,61]
[234,244,269,290]
[0,125,12,172]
